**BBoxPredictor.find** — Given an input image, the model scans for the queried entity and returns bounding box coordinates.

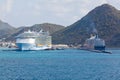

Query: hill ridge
[52,4,120,47]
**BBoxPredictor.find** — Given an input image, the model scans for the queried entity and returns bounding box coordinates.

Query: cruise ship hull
[16,43,49,51]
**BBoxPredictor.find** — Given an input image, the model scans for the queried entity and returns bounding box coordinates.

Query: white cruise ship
[16,30,52,50]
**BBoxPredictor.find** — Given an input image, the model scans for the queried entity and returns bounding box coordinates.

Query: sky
[0,0,120,27]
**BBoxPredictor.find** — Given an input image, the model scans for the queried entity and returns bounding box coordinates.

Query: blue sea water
[0,49,120,80]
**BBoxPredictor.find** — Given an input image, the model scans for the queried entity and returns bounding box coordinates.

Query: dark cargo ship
[84,34,105,51]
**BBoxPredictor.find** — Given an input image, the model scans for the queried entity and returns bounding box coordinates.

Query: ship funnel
[46,31,50,35]
[93,28,98,34]
[90,22,98,35]
[95,34,99,39]
[39,29,43,33]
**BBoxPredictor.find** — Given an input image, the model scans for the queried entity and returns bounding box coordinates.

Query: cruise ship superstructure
[16,30,52,50]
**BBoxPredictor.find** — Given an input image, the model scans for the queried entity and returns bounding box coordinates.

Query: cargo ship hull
[94,46,105,51]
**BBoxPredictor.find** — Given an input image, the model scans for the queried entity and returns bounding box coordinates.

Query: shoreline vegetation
[0,41,119,50]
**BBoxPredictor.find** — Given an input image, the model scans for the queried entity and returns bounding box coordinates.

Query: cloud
[0,0,14,18]
[0,0,120,27]
[6,0,14,13]
[22,0,108,18]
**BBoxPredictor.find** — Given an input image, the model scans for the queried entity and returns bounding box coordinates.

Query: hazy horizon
[0,0,120,27]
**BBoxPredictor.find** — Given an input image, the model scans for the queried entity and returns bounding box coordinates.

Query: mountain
[0,20,15,40]
[52,4,120,47]
[6,23,65,41]
[30,23,65,34]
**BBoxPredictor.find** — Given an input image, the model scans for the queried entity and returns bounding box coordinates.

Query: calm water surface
[0,49,120,80]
